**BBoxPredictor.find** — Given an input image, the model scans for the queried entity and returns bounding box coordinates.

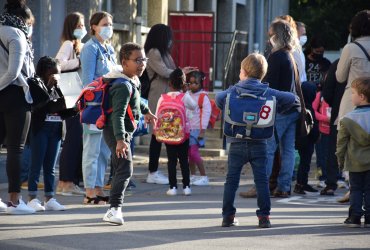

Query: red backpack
[198,93,221,129]
[154,93,189,145]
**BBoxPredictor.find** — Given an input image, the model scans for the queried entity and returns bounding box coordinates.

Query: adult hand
[116,140,129,159]
[144,110,157,126]
[182,66,198,75]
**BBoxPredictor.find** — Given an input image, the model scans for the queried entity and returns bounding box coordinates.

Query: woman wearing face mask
[0,0,36,214]
[79,11,116,205]
[55,12,86,197]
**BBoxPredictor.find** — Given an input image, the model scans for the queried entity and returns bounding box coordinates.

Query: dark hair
[351,77,370,103]
[169,68,185,91]
[304,36,325,55]
[350,10,370,39]
[119,42,143,62]
[144,23,172,56]
[89,11,113,35]
[4,0,34,23]
[61,12,84,42]
[36,56,60,79]
[187,71,205,88]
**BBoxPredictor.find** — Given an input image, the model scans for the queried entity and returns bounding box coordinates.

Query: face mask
[312,53,323,61]
[26,25,33,38]
[73,28,87,40]
[99,26,113,41]
[299,35,307,46]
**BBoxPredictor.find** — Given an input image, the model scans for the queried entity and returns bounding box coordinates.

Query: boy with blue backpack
[215,53,296,228]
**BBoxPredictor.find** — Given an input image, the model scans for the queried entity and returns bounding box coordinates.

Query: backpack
[139,69,157,99]
[154,93,189,145]
[133,97,149,137]
[76,77,135,130]
[223,89,277,140]
[198,93,221,129]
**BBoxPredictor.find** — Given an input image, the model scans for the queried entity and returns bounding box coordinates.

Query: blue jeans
[82,126,111,189]
[349,170,370,217]
[222,141,270,218]
[21,144,31,182]
[266,111,299,192]
[28,122,62,197]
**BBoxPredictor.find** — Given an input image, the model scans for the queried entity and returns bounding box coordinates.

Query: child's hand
[47,74,60,88]
[116,140,129,159]
[144,111,157,126]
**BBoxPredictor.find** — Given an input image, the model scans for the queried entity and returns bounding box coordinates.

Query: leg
[363,170,370,218]
[349,172,364,218]
[165,144,178,189]
[178,140,190,188]
[95,136,110,189]
[148,134,162,173]
[324,125,338,190]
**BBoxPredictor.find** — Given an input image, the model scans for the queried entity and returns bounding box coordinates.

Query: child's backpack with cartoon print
[223,89,277,140]
[154,93,189,145]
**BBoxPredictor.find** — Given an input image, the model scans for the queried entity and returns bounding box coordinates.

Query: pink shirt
[312,92,331,134]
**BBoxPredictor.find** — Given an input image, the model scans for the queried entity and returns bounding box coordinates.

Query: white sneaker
[166,187,177,196]
[27,198,45,212]
[337,180,349,189]
[317,180,326,188]
[146,171,169,185]
[183,186,192,196]
[103,207,124,225]
[0,198,7,212]
[6,198,36,215]
[62,185,85,196]
[192,176,209,186]
[190,175,200,184]
[44,198,65,211]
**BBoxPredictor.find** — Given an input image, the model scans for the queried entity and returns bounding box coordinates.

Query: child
[27,56,76,211]
[187,71,211,186]
[336,77,370,228]
[102,42,156,225]
[215,53,296,228]
[156,68,197,196]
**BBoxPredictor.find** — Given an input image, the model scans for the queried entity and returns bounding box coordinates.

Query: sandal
[83,196,106,205]
[320,187,335,196]
[96,195,109,203]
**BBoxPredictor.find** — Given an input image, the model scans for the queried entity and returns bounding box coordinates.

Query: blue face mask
[73,28,87,40]
[99,26,113,41]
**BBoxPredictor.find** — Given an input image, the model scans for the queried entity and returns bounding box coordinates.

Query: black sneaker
[365,215,370,228]
[222,215,239,227]
[258,216,271,228]
[293,184,306,195]
[344,216,361,228]
[303,184,318,193]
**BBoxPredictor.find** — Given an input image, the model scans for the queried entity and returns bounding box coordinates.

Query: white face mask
[99,26,113,41]
[299,35,307,46]
[26,25,33,38]
[73,28,87,40]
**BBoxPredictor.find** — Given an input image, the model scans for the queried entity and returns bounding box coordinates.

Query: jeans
[325,125,339,190]
[223,141,271,218]
[148,134,162,173]
[82,128,111,189]
[165,140,190,189]
[266,111,299,192]
[28,122,62,197]
[349,170,370,217]
[21,143,31,182]
[103,128,132,208]
[315,133,330,181]
[0,85,31,193]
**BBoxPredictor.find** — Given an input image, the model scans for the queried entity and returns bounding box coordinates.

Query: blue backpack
[133,97,149,137]
[223,88,277,140]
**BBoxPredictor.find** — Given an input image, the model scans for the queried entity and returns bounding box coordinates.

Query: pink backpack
[154,93,189,145]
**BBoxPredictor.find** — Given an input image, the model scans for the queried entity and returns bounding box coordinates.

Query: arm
[201,95,212,129]
[269,88,296,113]
[147,49,174,78]
[312,92,329,122]
[55,40,80,72]
[336,118,350,168]
[110,83,131,141]
[80,42,97,86]
[215,89,229,110]
[335,45,351,84]
[322,60,339,106]
[183,92,198,111]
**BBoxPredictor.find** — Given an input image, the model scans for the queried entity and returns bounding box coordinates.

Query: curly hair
[169,68,185,91]
[269,20,295,52]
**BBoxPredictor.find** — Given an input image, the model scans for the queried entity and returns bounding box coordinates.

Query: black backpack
[139,69,157,99]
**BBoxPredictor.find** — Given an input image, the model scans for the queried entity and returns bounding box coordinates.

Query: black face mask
[312,53,323,61]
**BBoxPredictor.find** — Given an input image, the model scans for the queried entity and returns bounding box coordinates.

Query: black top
[305,56,331,85]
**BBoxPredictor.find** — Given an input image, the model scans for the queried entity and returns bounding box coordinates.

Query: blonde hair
[269,20,296,52]
[241,53,268,80]
[351,77,370,102]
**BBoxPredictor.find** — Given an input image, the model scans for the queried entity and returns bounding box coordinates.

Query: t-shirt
[305,57,331,85]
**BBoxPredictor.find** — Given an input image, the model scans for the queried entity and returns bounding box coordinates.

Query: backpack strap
[198,93,206,129]
[353,41,370,61]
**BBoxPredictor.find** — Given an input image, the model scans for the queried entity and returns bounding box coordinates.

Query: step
[139,134,223,148]
[133,145,226,157]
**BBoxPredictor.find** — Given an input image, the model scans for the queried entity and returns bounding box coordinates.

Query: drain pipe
[135,0,142,44]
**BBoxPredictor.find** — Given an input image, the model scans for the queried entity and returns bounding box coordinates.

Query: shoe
[302,184,318,193]
[104,180,112,190]
[337,180,349,189]
[44,198,65,211]
[344,216,361,228]
[103,207,124,225]
[293,184,306,195]
[192,176,209,186]
[27,198,45,212]
[146,171,169,185]
[258,216,271,228]
[315,167,322,180]
[6,198,36,215]
[317,180,326,188]
[272,189,289,198]
[239,186,257,198]
[166,187,177,196]
[21,182,45,190]
[222,215,239,227]
[0,198,7,212]
[183,186,192,196]
[320,186,335,196]
[190,175,200,184]
[61,185,85,196]
[364,215,370,228]
[337,191,350,203]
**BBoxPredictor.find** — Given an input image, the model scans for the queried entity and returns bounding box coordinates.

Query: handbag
[289,53,314,137]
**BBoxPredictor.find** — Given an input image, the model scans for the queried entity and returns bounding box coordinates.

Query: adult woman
[80,11,116,204]
[145,23,195,185]
[0,0,35,214]
[263,20,300,197]
[55,12,86,196]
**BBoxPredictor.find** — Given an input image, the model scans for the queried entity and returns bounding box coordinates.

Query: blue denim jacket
[80,36,117,86]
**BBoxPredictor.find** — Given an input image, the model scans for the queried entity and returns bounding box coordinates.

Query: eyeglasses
[129,57,149,65]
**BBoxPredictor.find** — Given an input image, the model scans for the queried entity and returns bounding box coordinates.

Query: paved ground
[0,152,369,250]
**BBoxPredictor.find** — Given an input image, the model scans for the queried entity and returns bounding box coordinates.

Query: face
[122,49,147,78]
[297,26,306,37]
[351,87,365,106]
[188,76,202,92]
[76,18,85,29]
[93,16,113,38]
[43,66,61,88]
[239,67,247,81]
